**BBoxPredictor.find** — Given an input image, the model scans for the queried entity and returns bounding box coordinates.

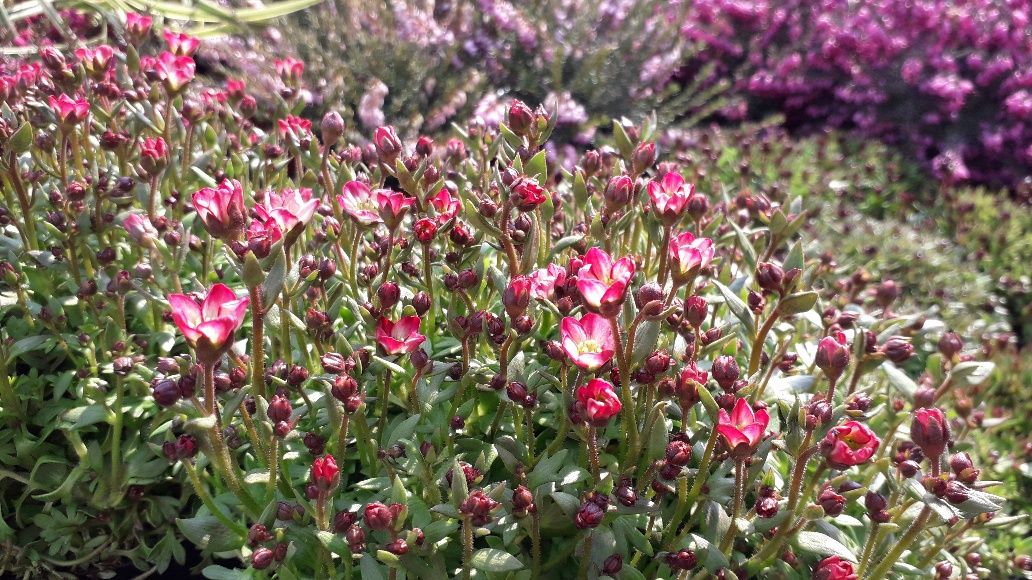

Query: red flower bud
[911,407,950,460]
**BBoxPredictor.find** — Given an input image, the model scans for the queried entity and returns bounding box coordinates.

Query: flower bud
[603,175,633,209]
[252,547,275,570]
[880,336,914,363]
[911,407,950,460]
[938,331,963,360]
[321,111,345,148]
[665,549,697,571]
[378,282,400,309]
[815,332,850,383]
[507,99,534,136]
[631,142,657,175]
[711,355,740,392]
[756,262,784,294]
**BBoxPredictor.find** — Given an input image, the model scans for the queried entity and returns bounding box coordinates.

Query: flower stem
[719,460,746,554]
[586,425,601,483]
[748,306,781,375]
[608,316,638,466]
[864,506,932,580]
[108,376,126,500]
[249,287,266,400]
[462,515,474,580]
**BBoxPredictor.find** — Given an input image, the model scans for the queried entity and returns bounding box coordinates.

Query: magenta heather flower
[716,397,769,457]
[162,29,200,56]
[574,378,622,427]
[376,316,426,355]
[428,188,462,223]
[192,179,246,240]
[167,284,249,364]
[576,247,635,316]
[338,181,384,226]
[561,313,616,372]
[667,231,714,283]
[820,421,880,469]
[528,263,566,300]
[648,172,694,225]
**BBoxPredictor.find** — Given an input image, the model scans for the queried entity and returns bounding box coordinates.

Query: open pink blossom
[528,263,566,300]
[154,51,195,93]
[162,29,200,56]
[74,45,114,77]
[192,179,246,240]
[125,13,152,39]
[274,57,304,84]
[429,188,462,223]
[561,313,615,371]
[376,316,426,355]
[575,378,622,427]
[716,397,769,456]
[576,247,635,316]
[168,283,249,364]
[337,181,383,226]
[648,172,694,225]
[49,94,89,125]
[668,231,714,281]
[376,189,415,228]
[820,421,880,470]
[277,115,312,142]
[255,188,318,239]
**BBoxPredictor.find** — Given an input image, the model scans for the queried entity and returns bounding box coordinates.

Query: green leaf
[177,514,241,552]
[713,280,754,334]
[794,531,857,562]
[950,361,994,387]
[779,291,818,316]
[9,122,32,153]
[613,120,634,159]
[631,320,660,364]
[881,363,916,400]
[470,548,524,572]
[525,150,547,183]
[201,565,249,580]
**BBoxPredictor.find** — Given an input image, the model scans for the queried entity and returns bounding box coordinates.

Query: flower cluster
[0,20,1021,580]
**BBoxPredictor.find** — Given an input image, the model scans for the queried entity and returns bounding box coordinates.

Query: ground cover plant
[2,18,1031,580]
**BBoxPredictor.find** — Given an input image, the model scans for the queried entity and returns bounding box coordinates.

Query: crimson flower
[428,188,461,223]
[376,189,415,228]
[813,556,857,580]
[576,247,635,316]
[561,313,615,371]
[648,172,694,225]
[162,29,200,56]
[528,263,566,300]
[575,378,622,427]
[502,276,532,318]
[310,454,339,491]
[512,177,547,211]
[167,283,249,364]
[716,397,769,457]
[49,94,89,126]
[413,218,438,243]
[338,181,383,226]
[820,421,880,469]
[376,316,426,355]
[192,178,246,240]
[668,231,714,282]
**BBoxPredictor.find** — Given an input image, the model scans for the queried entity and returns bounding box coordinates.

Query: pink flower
[192,179,246,240]
[167,283,249,364]
[716,397,769,457]
[502,276,532,318]
[140,137,168,174]
[668,231,714,281]
[245,219,282,258]
[576,247,635,316]
[310,454,339,491]
[561,313,615,371]
[813,556,857,580]
[154,51,195,93]
[254,188,318,240]
[337,181,383,226]
[163,29,200,56]
[528,263,566,300]
[428,188,461,223]
[274,57,304,84]
[277,115,312,142]
[74,45,114,77]
[226,79,246,100]
[49,94,89,125]
[575,378,622,427]
[376,189,415,228]
[512,177,547,212]
[820,421,880,469]
[125,13,153,40]
[122,213,158,246]
[815,331,850,382]
[373,125,403,161]
[648,172,694,225]
[376,316,426,355]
